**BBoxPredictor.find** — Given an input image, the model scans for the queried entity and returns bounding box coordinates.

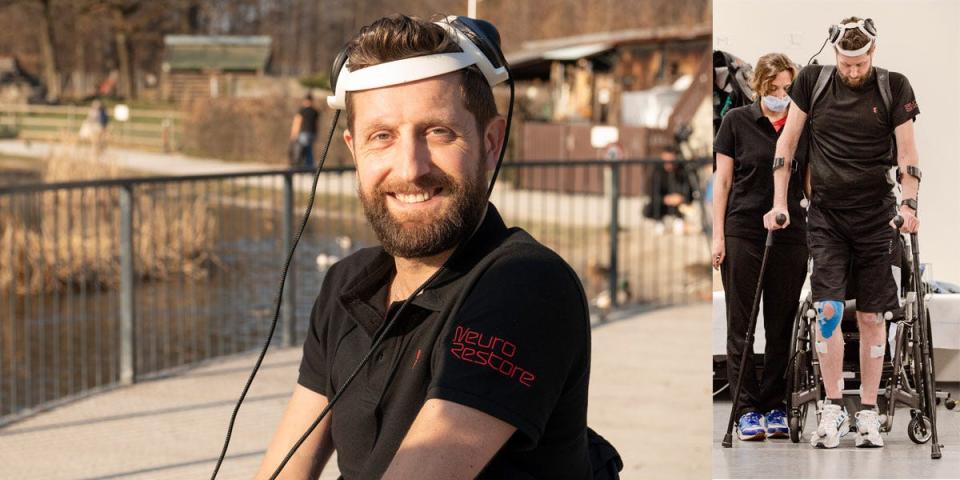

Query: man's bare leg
[854,311,886,447]
[857,311,886,404]
[810,300,850,448]
[814,300,845,399]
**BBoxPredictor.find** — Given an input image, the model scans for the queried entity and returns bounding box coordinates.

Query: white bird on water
[316,235,354,270]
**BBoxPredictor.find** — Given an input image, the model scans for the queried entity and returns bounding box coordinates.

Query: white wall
[714,0,960,284]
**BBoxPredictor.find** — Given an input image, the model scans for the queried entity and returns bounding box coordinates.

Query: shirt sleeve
[297,267,341,396]
[427,247,590,448]
[890,72,920,127]
[713,109,737,158]
[788,65,819,115]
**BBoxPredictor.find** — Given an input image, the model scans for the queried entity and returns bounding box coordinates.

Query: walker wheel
[946,397,956,410]
[789,414,802,443]
[907,415,933,444]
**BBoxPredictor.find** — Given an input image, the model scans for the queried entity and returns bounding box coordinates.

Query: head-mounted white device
[830,19,877,57]
[327,16,510,110]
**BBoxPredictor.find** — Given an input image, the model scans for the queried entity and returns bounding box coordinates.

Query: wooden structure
[506,24,711,126]
[161,36,272,103]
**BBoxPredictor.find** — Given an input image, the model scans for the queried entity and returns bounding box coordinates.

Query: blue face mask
[762,95,791,112]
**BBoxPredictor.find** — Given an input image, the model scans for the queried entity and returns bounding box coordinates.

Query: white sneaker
[810,403,849,449]
[855,409,884,448]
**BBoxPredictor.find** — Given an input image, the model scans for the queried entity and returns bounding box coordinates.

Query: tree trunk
[38,0,60,101]
[113,9,134,99]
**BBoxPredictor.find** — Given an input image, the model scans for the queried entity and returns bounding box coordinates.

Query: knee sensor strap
[815,300,844,339]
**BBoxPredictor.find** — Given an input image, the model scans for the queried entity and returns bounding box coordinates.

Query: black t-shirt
[714,102,807,244]
[790,65,919,209]
[298,205,592,479]
[298,106,319,134]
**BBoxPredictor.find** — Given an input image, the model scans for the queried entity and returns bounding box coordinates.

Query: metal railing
[0,158,711,423]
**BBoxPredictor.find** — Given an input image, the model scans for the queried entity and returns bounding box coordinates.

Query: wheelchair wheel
[787,316,815,443]
[907,414,933,444]
[786,299,812,443]
[787,351,811,443]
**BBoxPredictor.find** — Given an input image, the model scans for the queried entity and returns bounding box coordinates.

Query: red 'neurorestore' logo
[450,326,536,387]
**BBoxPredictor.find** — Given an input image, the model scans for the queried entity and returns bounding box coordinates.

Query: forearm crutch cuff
[772,157,785,171]
[899,165,922,182]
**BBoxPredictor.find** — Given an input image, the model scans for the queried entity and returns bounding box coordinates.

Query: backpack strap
[874,66,899,166]
[810,65,835,113]
[875,67,893,122]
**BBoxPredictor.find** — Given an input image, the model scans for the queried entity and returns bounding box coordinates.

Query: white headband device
[327,16,510,110]
[832,21,877,57]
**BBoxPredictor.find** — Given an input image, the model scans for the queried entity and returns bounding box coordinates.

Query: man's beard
[359,161,488,259]
[838,66,873,88]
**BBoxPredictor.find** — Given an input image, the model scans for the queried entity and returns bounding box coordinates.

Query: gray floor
[713,386,960,479]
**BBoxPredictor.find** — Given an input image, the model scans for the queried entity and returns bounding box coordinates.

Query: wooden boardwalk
[0,304,711,480]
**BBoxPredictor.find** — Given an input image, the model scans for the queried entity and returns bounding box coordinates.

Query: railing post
[119,184,136,385]
[605,161,621,309]
[281,173,296,347]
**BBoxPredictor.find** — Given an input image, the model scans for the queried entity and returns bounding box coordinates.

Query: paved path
[0,303,711,480]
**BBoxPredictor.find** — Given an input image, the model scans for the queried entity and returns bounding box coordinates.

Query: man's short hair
[343,14,498,134]
[750,53,797,99]
[836,16,874,54]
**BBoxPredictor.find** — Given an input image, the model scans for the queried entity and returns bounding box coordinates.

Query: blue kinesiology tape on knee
[814,300,844,339]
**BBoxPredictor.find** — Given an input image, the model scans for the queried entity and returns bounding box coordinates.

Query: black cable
[807,37,829,66]
[486,79,515,198]
[268,261,446,479]
[266,78,516,479]
[209,110,341,480]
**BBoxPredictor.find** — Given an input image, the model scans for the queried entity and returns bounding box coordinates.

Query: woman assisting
[713,53,809,441]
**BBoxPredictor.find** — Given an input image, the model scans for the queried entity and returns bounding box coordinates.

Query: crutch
[722,213,786,447]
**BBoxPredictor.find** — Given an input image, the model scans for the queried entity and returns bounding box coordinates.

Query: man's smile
[389,187,443,204]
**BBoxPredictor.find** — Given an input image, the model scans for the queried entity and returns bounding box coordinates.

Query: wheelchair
[784,219,954,458]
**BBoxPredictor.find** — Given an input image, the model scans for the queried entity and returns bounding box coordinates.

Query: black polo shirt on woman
[789,65,919,209]
[297,204,592,479]
[714,102,807,244]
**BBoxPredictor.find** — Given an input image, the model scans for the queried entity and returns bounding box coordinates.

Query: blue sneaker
[765,408,789,438]
[737,411,766,441]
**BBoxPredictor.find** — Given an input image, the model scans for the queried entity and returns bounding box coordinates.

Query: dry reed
[0,143,220,296]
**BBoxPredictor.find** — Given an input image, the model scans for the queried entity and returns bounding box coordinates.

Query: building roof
[163,35,272,72]
[506,24,711,68]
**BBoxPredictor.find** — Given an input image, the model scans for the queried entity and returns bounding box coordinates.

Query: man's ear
[343,129,356,160]
[482,116,507,171]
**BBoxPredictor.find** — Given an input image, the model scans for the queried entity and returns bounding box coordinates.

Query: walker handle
[893,215,904,229]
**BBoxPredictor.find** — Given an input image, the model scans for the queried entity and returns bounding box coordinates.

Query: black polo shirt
[714,102,807,244]
[298,204,592,479]
[790,65,919,209]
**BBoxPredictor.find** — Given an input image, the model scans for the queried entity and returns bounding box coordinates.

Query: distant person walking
[289,93,319,168]
[78,99,109,152]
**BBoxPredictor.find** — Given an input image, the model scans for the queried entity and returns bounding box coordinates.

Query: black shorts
[807,203,900,313]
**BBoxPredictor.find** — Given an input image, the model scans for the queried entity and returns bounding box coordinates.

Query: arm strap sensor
[900,165,922,182]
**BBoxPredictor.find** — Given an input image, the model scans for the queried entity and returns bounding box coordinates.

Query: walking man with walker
[764,16,922,449]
